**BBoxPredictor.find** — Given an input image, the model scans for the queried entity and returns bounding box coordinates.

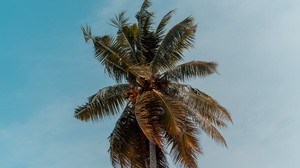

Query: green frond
[155,9,176,42]
[110,11,129,29]
[110,12,139,64]
[151,16,197,72]
[136,0,153,35]
[135,91,164,148]
[74,84,129,121]
[140,0,151,11]
[93,35,132,82]
[162,61,217,82]
[135,0,155,64]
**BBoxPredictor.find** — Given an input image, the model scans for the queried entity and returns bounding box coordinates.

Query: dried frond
[152,89,183,137]
[166,119,201,168]
[173,84,232,123]
[169,83,231,146]
[186,105,227,146]
[135,91,164,148]
[109,105,150,167]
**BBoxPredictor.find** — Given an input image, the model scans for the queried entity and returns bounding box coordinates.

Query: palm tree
[75,0,232,167]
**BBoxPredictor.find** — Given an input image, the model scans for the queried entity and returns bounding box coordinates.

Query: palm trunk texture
[149,142,157,168]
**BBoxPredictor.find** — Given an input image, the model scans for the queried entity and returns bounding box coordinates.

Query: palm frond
[110,11,138,64]
[74,84,129,121]
[152,89,183,137]
[189,87,232,123]
[155,9,176,42]
[187,106,227,146]
[162,61,217,82]
[167,83,231,146]
[166,119,201,168]
[135,91,164,148]
[151,16,197,72]
[109,105,149,167]
[81,25,93,42]
[110,11,130,29]
[172,84,232,123]
[140,0,151,11]
[135,0,155,64]
[93,35,133,82]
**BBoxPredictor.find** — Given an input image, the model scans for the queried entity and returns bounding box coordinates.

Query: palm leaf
[135,0,155,64]
[188,87,232,123]
[166,119,201,168]
[81,25,129,82]
[109,104,149,167]
[155,9,176,42]
[173,84,232,123]
[93,35,131,82]
[110,11,138,63]
[74,84,129,121]
[110,11,130,29]
[151,16,197,72]
[140,0,151,11]
[152,89,183,137]
[135,91,164,148]
[167,83,230,146]
[162,61,217,82]
[186,105,227,146]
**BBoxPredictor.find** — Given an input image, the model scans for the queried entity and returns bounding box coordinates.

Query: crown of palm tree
[75,1,231,167]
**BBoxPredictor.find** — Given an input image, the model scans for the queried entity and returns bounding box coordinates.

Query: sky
[1,0,300,167]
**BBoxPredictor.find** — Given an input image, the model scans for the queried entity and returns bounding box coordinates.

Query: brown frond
[109,105,150,167]
[135,91,164,148]
[167,119,201,168]
[187,106,227,146]
[152,90,183,137]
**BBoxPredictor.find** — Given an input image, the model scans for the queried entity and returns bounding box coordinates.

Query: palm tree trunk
[149,142,157,168]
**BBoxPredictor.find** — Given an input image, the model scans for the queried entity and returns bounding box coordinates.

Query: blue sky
[1,0,300,167]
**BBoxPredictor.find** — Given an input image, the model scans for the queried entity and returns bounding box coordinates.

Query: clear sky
[1,0,300,167]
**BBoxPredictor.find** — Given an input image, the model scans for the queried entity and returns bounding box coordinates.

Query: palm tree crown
[75,1,232,167]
